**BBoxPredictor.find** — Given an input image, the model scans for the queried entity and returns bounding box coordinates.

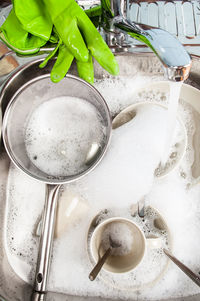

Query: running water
[161,81,183,165]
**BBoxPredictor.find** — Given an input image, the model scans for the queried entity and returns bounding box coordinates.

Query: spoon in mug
[89,235,121,281]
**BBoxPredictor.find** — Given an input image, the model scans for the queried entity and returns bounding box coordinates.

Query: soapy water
[87,206,170,291]
[154,121,185,177]
[24,96,106,177]
[75,103,186,210]
[95,77,184,171]
[101,222,134,256]
[93,76,168,116]
[4,76,200,300]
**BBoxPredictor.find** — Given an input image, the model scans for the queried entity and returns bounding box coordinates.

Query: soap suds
[101,222,134,256]
[25,96,106,176]
[4,76,200,300]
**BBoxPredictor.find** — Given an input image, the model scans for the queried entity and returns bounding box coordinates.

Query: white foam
[5,77,200,300]
[76,103,169,210]
[25,96,106,176]
[101,222,134,256]
[93,75,165,115]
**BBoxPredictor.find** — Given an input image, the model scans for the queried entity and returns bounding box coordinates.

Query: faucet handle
[100,0,192,81]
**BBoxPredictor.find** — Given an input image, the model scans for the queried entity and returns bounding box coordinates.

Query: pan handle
[33,184,61,294]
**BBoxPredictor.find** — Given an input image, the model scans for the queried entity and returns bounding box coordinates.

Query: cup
[89,217,162,274]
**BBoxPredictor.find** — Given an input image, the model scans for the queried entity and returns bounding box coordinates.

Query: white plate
[112,100,187,178]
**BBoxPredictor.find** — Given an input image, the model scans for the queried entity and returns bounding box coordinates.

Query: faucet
[101,0,192,81]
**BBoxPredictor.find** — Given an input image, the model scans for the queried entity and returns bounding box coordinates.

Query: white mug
[89,217,162,274]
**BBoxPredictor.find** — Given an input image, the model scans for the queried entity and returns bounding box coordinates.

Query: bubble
[24,96,106,177]
[170,152,177,159]
[5,77,200,300]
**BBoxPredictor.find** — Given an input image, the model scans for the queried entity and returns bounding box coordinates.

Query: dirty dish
[87,206,172,290]
[2,74,111,294]
[112,101,187,178]
[89,215,166,275]
[89,235,121,281]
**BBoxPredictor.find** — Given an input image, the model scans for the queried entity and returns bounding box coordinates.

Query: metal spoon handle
[164,249,200,287]
[89,248,112,281]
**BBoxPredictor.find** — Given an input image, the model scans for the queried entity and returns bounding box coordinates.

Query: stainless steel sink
[0,53,200,301]
[1,1,200,301]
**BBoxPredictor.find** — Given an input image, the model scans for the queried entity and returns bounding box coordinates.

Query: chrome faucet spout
[101,0,192,81]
